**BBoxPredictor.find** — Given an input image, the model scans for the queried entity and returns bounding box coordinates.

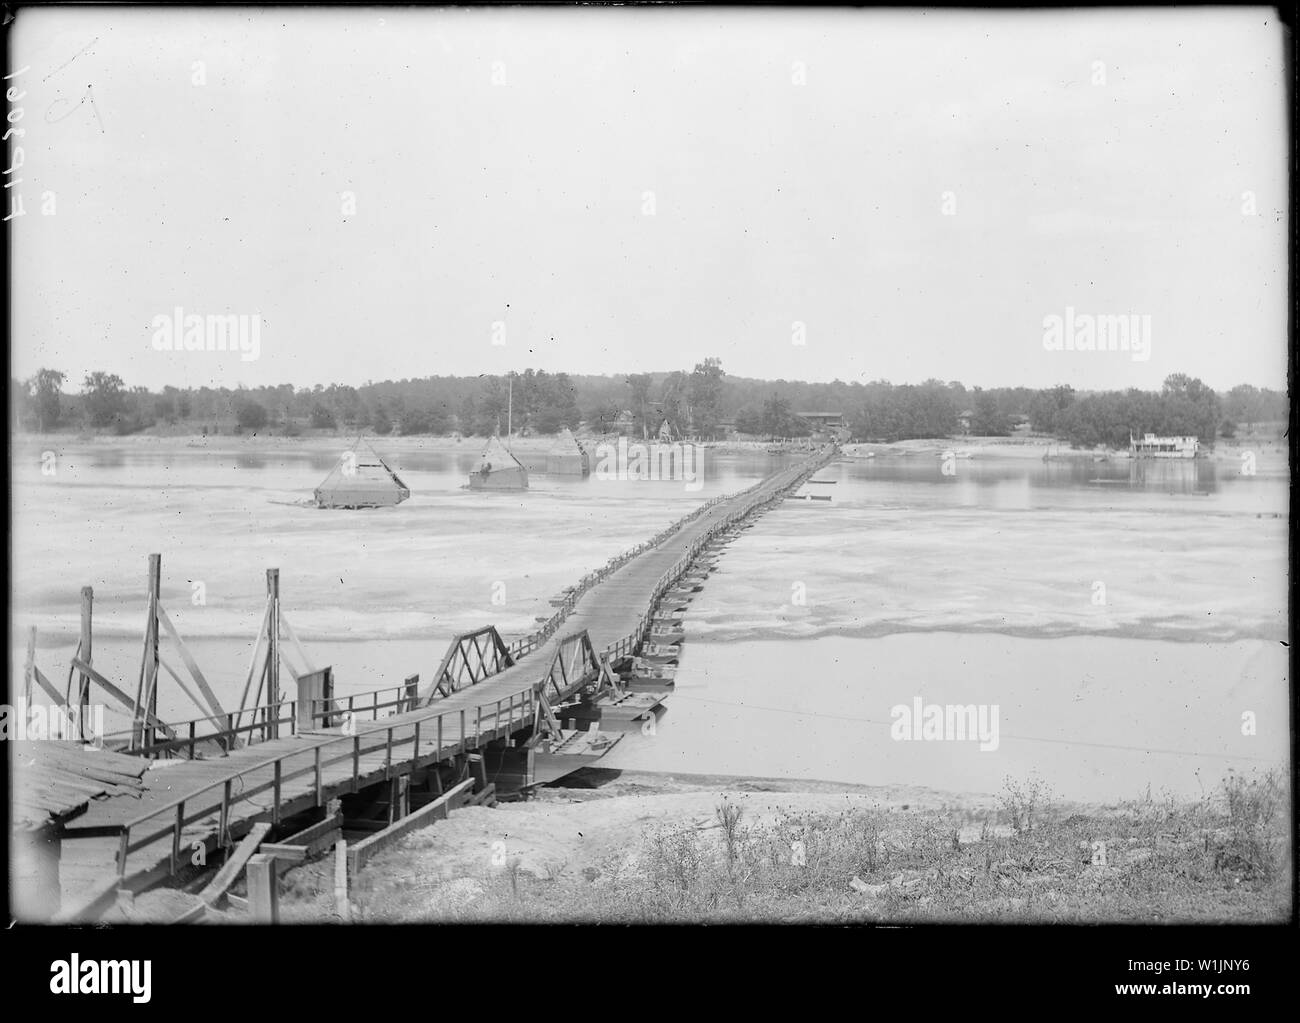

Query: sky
[8,6,1290,394]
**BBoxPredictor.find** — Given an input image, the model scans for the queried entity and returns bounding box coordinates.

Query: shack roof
[11,741,149,831]
[547,427,585,455]
[316,439,410,497]
[474,435,525,472]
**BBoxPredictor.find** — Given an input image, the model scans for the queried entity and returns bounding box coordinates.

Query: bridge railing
[100,685,540,881]
[99,699,297,760]
[310,681,420,728]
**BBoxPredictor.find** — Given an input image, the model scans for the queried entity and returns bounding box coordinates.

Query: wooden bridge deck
[51,452,828,918]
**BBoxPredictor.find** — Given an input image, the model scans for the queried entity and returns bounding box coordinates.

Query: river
[10,436,1289,801]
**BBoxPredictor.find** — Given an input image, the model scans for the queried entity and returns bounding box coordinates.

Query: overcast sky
[9,6,1289,394]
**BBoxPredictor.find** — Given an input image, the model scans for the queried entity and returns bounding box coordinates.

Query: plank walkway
[52,450,830,918]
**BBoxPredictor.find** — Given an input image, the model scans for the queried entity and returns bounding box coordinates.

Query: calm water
[10,438,1290,800]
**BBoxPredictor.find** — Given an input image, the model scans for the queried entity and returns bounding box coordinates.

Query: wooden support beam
[279,612,317,676]
[346,778,474,878]
[31,665,67,708]
[158,655,212,719]
[234,600,271,733]
[155,601,227,720]
[70,658,175,738]
[259,843,308,863]
[195,822,271,908]
[279,811,344,852]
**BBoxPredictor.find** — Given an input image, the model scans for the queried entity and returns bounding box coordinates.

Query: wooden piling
[267,569,280,739]
[135,555,162,750]
[334,840,351,923]
[246,853,279,923]
[78,587,93,741]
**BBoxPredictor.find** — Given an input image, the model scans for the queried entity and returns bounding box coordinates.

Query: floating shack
[13,741,149,919]
[469,436,528,491]
[315,439,411,508]
[1130,432,1199,459]
[545,428,590,475]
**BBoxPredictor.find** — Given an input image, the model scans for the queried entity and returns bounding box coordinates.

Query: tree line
[11,363,1286,448]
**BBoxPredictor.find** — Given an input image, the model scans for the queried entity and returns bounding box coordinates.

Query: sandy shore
[268,768,1014,922]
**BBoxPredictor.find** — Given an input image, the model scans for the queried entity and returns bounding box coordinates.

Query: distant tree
[627,373,653,436]
[1220,419,1237,440]
[760,393,795,439]
[1224,384,1265,431]
[27,368,66,432]
[397,402,449,436]
[660,371,690,433]
[734,404,765,436]
[309,403,336,429]
[970,389,1009,436]
[81,372,128,429]
[689,357,726,438]
[1028,384,1075,435]
[234,396,268,431]
[371,404,393,436]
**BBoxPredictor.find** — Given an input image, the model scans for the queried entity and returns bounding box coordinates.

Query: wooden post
[469,753,487,793]
[246,853,279,923]
[403,674,419,712]
[142,555,161,750]
[334,840,351,923]
[266,569,280,739]
[78,587,93,741]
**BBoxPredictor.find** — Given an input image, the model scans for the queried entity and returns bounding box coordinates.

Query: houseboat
[1129,433,1199,459]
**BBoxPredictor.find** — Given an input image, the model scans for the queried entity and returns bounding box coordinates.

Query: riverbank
[16,430,1280,471]
[269,766,1289,923]
[841,436,1288,468]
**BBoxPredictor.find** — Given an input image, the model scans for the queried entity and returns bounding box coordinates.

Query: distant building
[1130,433,1199,459]
[795,411,849,441]
[609,410,637,436]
